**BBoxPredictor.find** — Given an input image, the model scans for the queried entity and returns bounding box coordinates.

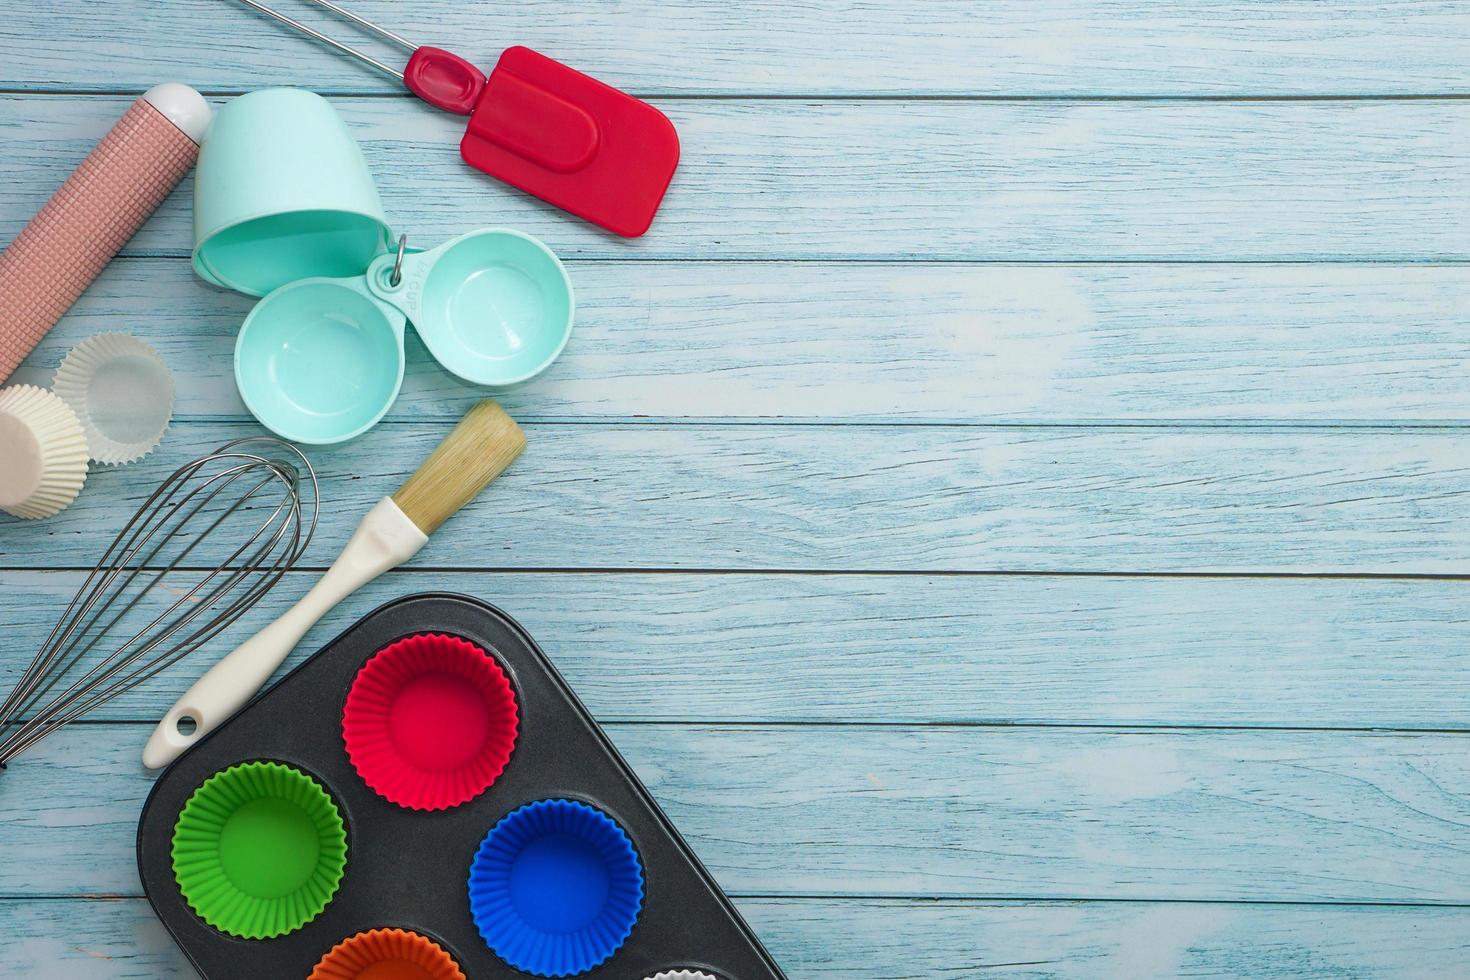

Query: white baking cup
[0,385,89,519]
[645,972,719,980]
[53,333,174,464]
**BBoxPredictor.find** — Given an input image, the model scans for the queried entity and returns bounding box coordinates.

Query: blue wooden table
[3,2,1470,976]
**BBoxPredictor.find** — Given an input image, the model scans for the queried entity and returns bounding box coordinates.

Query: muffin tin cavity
[137,594,784,979]
[469,798,645,976]
[343,632,519,811]
[170,760,347,939]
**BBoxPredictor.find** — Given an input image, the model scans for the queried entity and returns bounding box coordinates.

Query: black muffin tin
[137,593,785,979]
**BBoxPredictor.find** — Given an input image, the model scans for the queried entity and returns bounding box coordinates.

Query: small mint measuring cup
[235,229,573,444]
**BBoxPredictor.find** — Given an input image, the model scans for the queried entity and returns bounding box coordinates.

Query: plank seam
[8,892,1470,908]
[7,89,1470,102]
[7,566,1470,581]
[97,255,1470,267]
[47,719,1470,735]
[170,418,1470,432]
[163,416,1470,430]
[78,254,1470,266]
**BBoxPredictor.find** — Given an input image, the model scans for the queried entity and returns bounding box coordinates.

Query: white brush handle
[142,497,427,769]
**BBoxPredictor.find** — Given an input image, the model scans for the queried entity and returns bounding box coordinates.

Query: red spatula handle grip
[405,46,486,115]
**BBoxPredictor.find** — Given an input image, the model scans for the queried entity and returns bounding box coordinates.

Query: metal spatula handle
[299,0,416,50]
[232,0,407,79]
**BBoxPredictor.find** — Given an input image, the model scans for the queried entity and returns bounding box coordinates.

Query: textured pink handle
[0,100,199,383]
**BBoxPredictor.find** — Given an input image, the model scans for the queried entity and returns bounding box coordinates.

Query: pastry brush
[143,400,525,768]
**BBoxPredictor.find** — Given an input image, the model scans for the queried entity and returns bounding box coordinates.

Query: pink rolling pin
[0,84,212,383]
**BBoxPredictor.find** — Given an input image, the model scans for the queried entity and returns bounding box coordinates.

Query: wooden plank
[3,725,1469,902]
[4,98,1469,262]
[6,1,1470,97]
[5,569,1470,729]
[4,897,1469,979]
[4,421,1470,574]
[10,259,1470,424]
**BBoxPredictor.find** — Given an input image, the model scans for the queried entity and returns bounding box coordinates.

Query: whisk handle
[142,497,427,769]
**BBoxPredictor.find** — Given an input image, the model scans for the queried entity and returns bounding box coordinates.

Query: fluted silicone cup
[343,633,520,811]
[468,799,644,977]
[192,88,393,297]
[309,928,466,980]
[171,760,348,939]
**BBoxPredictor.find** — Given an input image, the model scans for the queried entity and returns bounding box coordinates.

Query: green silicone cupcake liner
[171,760,348,939]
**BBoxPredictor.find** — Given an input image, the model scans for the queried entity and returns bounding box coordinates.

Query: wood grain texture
[3,724,1469,903]
[4,569,1470,730]
[4,97,1469,262]
[6,0,1470,973]
[5,897,1469,979]
[10,259,1470,424]
[5,1,1470,97]
[4,422,1470,574]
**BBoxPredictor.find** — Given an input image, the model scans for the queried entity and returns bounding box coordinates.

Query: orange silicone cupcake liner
[309,928,465,980]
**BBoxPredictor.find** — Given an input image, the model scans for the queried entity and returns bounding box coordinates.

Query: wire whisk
[0,437,318,768]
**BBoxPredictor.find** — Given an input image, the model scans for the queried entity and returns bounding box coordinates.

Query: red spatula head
[457,46,679,238]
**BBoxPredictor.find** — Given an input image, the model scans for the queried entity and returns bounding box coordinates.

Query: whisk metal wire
[0,438,318,767]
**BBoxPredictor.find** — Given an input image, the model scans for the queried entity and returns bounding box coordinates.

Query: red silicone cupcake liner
[343,633,519,810]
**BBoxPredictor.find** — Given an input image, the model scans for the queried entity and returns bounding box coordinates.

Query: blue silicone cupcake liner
[468,798,644,977]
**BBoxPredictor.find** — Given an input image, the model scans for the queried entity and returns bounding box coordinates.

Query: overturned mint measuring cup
[194,89,573,445]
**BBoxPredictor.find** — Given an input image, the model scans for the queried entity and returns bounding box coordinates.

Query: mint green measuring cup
[193,89,574,445]
[193,88,394,296]
[234,229,572,444]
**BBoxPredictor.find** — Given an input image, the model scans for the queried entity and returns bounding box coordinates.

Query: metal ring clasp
[390,234,407,287]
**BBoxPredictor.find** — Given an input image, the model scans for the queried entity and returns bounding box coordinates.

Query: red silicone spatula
[237,0,680,237]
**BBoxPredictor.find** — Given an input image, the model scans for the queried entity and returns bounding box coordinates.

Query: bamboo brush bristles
[392,400,526,535]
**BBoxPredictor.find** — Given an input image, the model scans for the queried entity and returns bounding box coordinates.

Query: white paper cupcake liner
[53,332,174,465]
[0,384,89,519]
[646,972,720,980]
